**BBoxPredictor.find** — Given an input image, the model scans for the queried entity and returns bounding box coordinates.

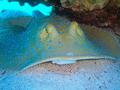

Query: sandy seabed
[0,59,120,90]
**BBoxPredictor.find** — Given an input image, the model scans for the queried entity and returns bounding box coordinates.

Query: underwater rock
[60,0,109,11]
[116,0,120,7]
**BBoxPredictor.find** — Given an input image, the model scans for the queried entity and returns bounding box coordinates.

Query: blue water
[0,0,53,16]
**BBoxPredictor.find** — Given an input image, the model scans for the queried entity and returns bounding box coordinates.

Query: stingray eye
[40,24,59,41]
[69,21,85,38]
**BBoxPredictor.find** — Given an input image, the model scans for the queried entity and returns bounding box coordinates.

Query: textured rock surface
[116,0,120,7]
[60,0,109,11]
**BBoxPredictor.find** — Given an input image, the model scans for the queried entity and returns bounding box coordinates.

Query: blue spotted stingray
[0,5,120,73]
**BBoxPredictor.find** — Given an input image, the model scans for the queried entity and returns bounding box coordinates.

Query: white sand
[0,60,120,90]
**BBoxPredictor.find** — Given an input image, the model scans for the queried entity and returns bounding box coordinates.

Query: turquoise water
[0,0,53,16]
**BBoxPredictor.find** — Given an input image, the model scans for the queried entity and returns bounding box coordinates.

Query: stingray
[0,11,120,74]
